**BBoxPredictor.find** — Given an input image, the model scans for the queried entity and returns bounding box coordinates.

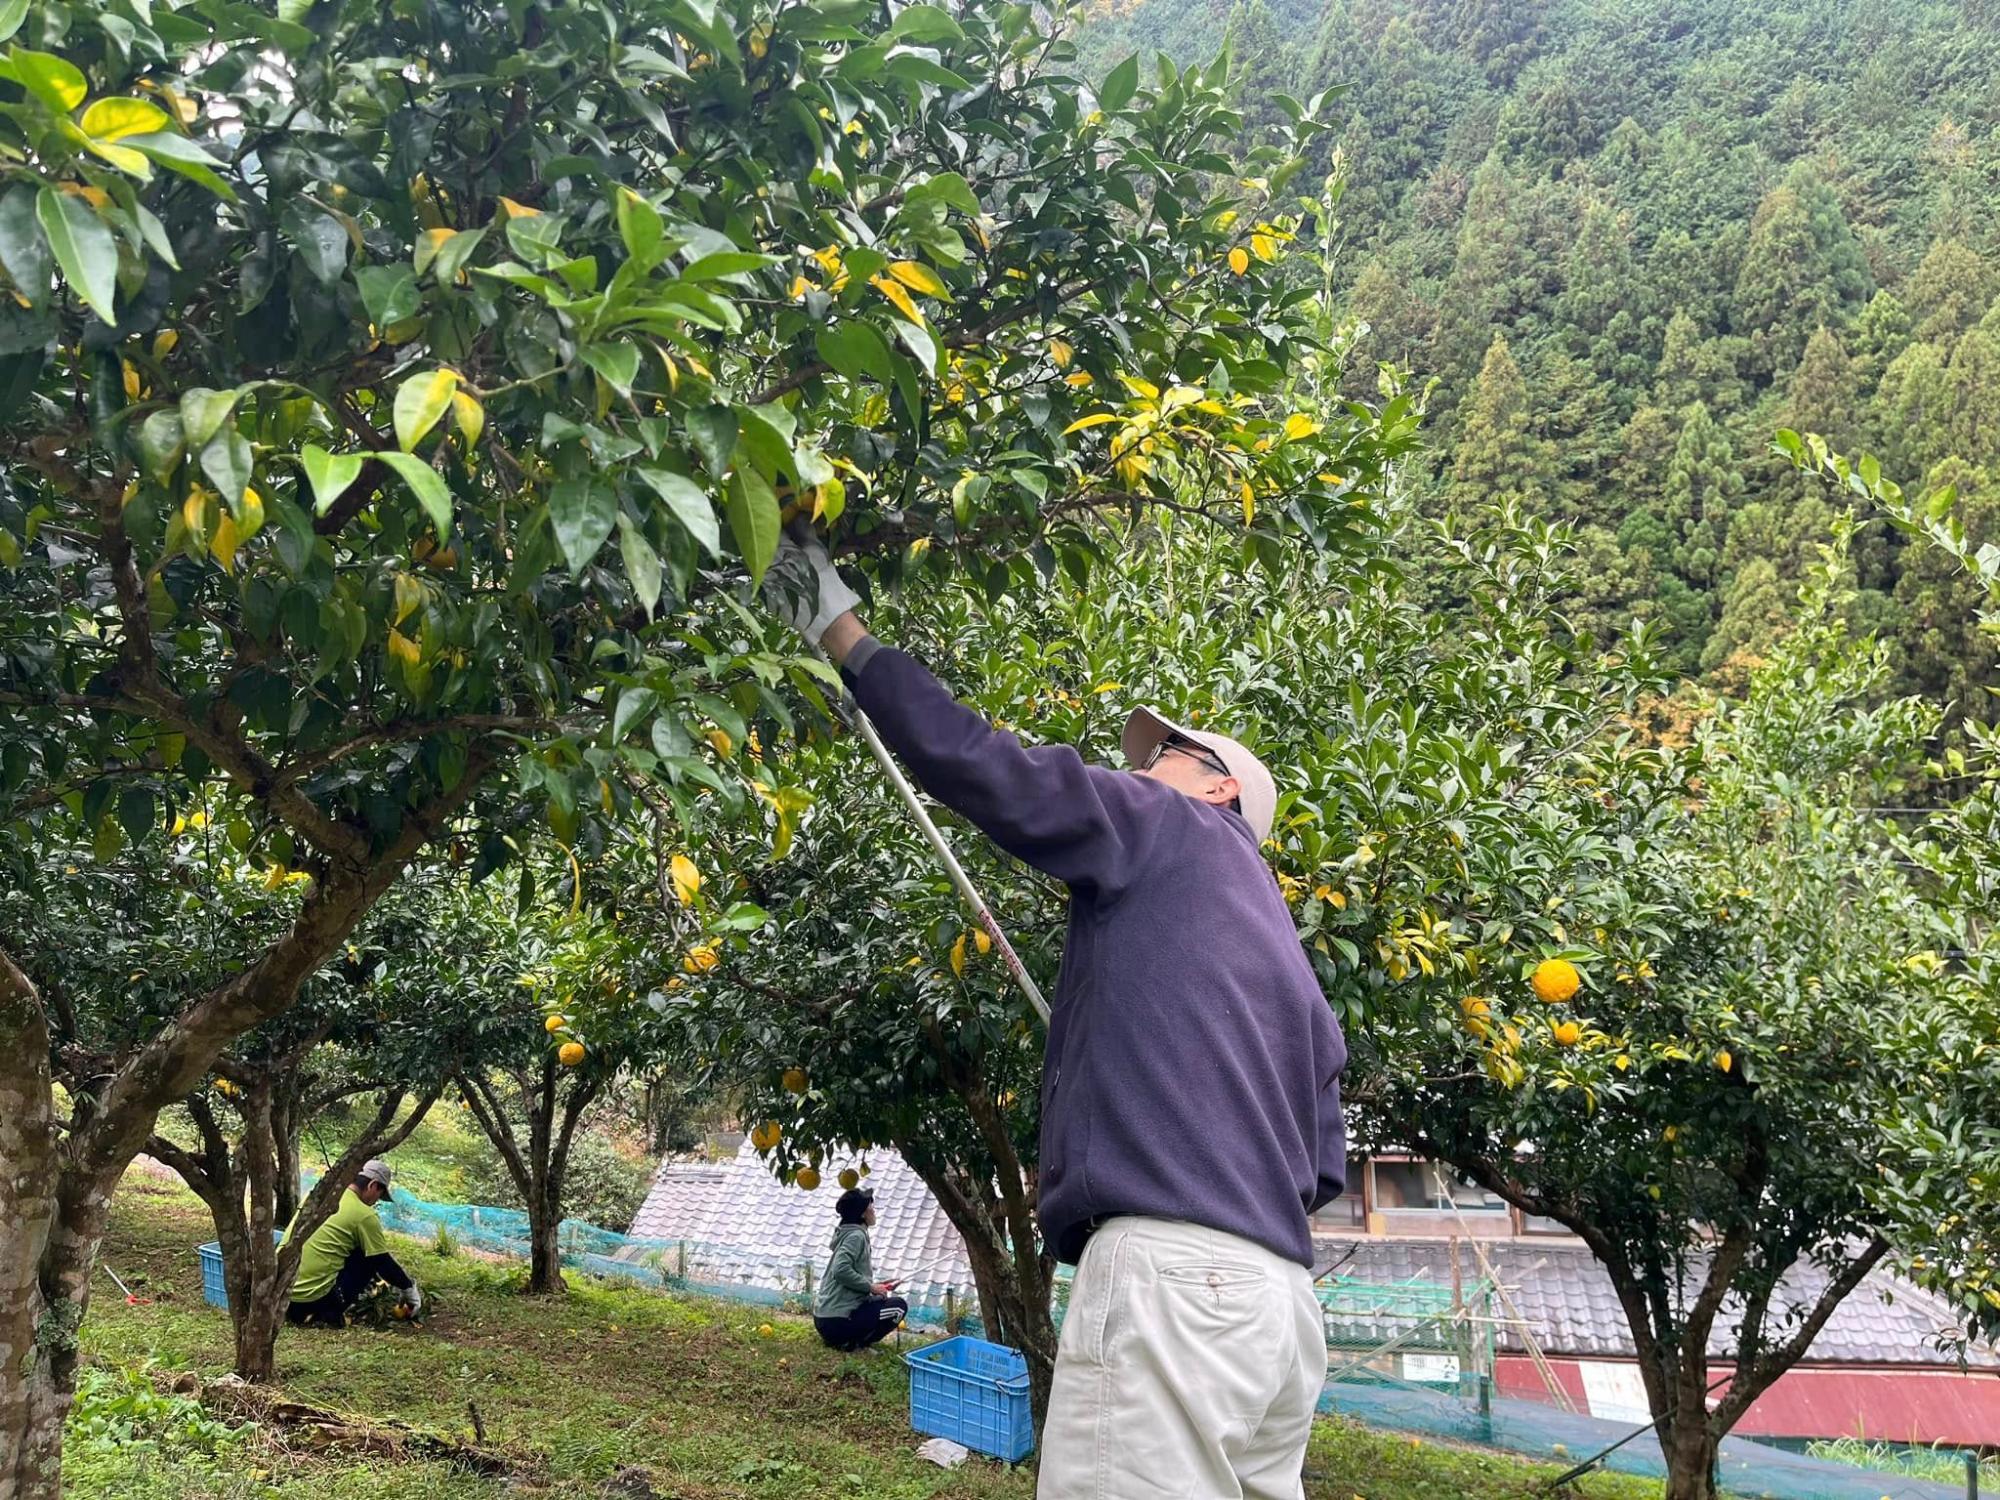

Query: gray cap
[1123,706,1278,845]
[357,1158,395,1200]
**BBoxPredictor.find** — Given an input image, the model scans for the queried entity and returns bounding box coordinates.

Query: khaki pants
[1038,1217,1328,1500]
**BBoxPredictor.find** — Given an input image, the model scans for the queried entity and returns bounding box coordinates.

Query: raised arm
[769,531,1153,897]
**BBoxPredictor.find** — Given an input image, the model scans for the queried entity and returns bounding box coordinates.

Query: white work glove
[404,1283,423,1313]
[764,524,859,647]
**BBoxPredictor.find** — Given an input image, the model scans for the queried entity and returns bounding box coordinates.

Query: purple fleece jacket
[843,638,1348,1268]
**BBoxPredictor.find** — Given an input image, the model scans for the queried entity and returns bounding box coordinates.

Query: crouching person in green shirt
[285,1159,420,1327]
[813,1188,907,1351]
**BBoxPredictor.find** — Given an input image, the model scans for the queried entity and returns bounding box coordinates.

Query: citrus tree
[0,801,452,1390]
[0,0,1376,1484]
[1774,433,2000,1350]
[384,861,719,1294]
[673,762,1061,1408]
[1327,533,1970,1500]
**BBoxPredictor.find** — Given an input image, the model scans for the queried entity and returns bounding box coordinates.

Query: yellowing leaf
[706,727,734,758]
[152,329,179,359]
[393,367,459,452]
[1092,681,1123,694]
[496,195,541,219]
[887,260,947,297]
[788,274,812,299]
[209,511,241,572]
[1048,338,1073,369]
[1251,232,1278,262]
[1281,412,1319,442]
[414,226,456,275]
[1062,412,1122,435]
[451,389,485,448]
[1240,480,1255,524]
[670,854,701,906]
[81,96,170,142]
[386,627,421,666]
[870,274,924,325]
[181,486,212,540]
[974,928,993,955]
[950,933,967,977]
[122,359,142,400]
[392,571,424,625]
[1064,371,1093,388]
[1227,246,1249,275]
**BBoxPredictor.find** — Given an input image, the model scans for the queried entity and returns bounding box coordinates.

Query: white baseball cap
[357,1159,395,1200]
[1123,706,1278,844]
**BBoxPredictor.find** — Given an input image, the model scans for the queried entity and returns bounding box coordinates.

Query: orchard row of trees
[3,9,1999,1500]
[0,0,1393,1492]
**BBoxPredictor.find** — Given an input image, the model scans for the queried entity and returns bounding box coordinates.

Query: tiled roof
[1319,1237,2000,1369]
[625,1142,974,1304]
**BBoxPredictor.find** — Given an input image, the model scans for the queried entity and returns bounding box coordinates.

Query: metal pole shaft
[838,687,1051,1025]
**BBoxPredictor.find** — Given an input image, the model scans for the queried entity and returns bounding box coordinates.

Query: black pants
[814,1295,908,1351]
[285,1249,392,1327]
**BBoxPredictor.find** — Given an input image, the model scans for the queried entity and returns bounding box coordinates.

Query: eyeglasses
[1144,734,1231,780]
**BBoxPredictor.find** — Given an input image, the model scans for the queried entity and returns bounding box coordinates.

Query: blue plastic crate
[196,1232,285,1310]
[905,1335,1034,1462]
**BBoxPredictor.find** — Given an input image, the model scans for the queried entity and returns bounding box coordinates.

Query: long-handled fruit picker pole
[825,660,1051,1026]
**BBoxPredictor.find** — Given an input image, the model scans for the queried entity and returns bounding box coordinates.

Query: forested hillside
[1077,0,2000,698]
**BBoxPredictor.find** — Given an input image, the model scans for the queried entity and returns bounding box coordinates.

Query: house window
[1371,1160,1508,1214]
[1312,1158,1368,1230]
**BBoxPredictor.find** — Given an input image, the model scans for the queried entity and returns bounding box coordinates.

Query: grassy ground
[74,1175,1667,1500]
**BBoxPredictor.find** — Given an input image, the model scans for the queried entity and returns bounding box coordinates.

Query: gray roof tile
[1316,1237,2000,1368]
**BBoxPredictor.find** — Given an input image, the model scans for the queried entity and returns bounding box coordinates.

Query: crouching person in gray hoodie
[813,1188,907,1351]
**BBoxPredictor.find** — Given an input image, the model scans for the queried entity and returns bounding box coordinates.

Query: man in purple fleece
[769,530,1346,1499]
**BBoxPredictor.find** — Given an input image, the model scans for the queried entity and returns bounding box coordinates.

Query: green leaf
[0,0,28,43]
[617,512,664,616]
[685,405,738,477]
[612,686,661,742]
[9,46,87,113]
[136,411,184,483]
[815,322,894,386]
[122,133,237,200]
[724,467,780,586]
[116,785,156,844]
[393,367,458,451]
[890,316,938,374]
[615,189,664,266]
[80,96,170,141]
[906,171,980,216]
[635,467,722,557]
[680,249,777,280]
[299,444,365,514]
[549,477,617,574]
[354,265,420,327]
[1100,52,1140,112]
[377,451,453,539]
[178,387,240,450]
[0,183,51,308]
[886,6,963,43]
[581,341,641,396]
[717,900,772,931]
[34,187,118,324]
[431,226,486,283]
[199,428,253,507]
[281,200,349,285]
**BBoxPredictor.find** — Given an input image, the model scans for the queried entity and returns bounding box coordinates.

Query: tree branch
[1721,1237,1890,1427]
[72,746,501,1192]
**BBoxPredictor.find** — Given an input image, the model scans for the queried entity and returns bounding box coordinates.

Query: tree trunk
[907,1157,1059,1427]
[526,1197,564,1295]
[1661,1417,1721,1500]
[1,1184,110,1500]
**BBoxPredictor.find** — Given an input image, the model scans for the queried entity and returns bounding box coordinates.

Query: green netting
[300,1182,1965,1497]
[304,1176,977,1328]
[1308,1273,1962,1500]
